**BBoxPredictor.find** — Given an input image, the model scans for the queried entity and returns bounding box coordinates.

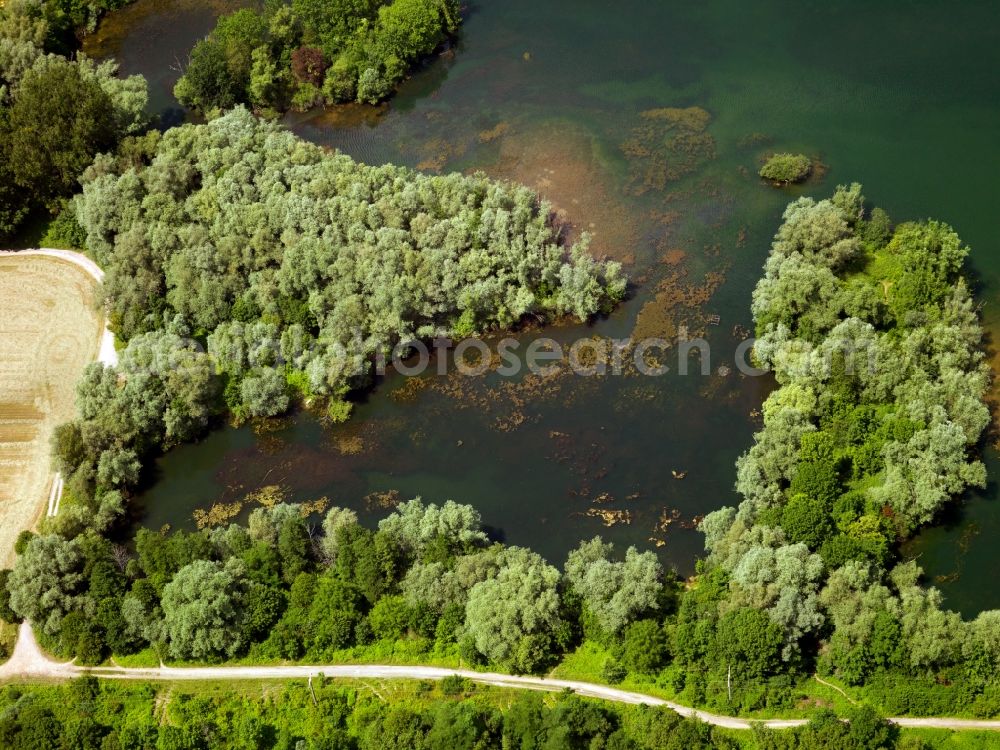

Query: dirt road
[2,622,998,731]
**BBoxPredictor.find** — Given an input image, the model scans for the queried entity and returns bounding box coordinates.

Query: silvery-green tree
[464,547,562,671]
[564,537,663,636]
[161,559,247,660]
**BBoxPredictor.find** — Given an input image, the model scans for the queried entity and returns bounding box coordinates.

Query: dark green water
[89,0,1000,615]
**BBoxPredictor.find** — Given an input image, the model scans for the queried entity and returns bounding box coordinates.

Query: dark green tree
[714,608,784,681]
[4,62,114,214]
[174,39,243,110]
[618,619,669,675]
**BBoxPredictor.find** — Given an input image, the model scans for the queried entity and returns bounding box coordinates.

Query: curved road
[1,623,998,732]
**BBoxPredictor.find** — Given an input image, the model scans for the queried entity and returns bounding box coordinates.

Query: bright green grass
[116,635,465,670]
[900,728,1000,749]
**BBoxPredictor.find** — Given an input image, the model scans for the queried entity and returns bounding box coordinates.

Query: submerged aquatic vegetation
[621,106,717,195]
[193,501,243,529]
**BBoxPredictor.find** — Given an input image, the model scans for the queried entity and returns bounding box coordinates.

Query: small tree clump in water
[759,153,812,184]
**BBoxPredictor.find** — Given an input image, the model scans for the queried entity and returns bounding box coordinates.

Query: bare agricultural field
[0,254,104,566]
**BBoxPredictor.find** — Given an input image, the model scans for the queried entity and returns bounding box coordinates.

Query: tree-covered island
[175,0,462,111]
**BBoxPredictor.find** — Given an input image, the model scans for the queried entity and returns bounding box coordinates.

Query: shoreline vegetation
[0,0,148,245]
[5,187,996,730]
[0,0,130,54]
[43,106,625,537]
[695,185,997,717]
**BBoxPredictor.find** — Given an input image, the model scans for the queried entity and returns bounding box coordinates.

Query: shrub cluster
[759,153,812,184]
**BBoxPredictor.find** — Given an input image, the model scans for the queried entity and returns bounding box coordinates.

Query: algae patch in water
[193,501,243,529]
[630,262,730,342]
[478,121,511,143]
[621,106,717,195]
[191,485,330,528]
[388,343,587,435]
[364,489,402,510]
[335,436,366,455]
[245,485,289,508]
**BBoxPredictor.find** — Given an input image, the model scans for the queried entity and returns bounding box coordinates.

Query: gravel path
[2,623,998,731]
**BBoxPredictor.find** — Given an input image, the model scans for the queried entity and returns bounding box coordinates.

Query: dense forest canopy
[0,676,905,750]
[74,108,624,396]
[175,0,462,111]
[0,0,147,240]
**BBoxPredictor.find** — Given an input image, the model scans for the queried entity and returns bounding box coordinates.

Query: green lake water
[87,0,1000,616]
